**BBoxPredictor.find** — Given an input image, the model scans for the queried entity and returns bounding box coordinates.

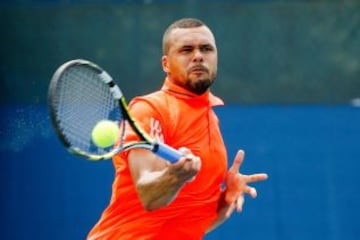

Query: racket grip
[153,142,183,163]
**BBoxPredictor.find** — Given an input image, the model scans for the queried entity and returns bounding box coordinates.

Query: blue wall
[1,1,359,239]
[1,104,359,240]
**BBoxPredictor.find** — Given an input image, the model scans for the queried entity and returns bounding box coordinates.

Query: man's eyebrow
[181,43,214,48]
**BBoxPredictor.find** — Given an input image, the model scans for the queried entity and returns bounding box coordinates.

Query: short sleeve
[122,97,166,144]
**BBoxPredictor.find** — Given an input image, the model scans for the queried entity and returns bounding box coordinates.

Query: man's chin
[191,79,212,95]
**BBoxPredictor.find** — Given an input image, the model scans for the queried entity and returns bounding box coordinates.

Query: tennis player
[87,18,268,240]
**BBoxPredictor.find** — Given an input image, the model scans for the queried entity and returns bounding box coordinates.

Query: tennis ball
[91,120,119,148]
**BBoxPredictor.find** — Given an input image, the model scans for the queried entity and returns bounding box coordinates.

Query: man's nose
[192,50,204,62]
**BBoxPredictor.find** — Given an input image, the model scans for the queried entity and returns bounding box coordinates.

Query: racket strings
[54,65,121,154]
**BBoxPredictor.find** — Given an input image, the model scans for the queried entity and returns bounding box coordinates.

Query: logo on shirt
[149,118,164,142]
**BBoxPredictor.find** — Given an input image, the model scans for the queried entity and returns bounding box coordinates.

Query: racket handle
[153,142,183,163]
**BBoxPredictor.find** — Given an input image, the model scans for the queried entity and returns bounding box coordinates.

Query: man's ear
[162,55,169,73]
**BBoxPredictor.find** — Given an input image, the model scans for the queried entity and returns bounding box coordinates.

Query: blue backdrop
[1,104,359,240]
[1,1,359,239]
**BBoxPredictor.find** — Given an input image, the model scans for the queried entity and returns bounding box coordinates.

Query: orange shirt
[87,79,228,240]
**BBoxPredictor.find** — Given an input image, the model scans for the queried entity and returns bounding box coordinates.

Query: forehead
[168,26,216,48]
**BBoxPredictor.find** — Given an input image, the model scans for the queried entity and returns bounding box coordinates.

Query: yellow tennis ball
[91,120,119,148]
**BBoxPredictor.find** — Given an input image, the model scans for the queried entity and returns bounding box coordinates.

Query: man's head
[162,18,218,95]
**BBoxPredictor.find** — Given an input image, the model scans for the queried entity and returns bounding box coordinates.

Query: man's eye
[182,48,193,53]
[201,46,213,52]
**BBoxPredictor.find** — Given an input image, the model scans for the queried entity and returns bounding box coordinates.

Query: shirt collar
[161,78,224,107]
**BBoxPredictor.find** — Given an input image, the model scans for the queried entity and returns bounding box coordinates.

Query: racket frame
[48,59,182,162]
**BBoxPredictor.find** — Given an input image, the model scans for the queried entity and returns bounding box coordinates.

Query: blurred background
[1,0,359,239]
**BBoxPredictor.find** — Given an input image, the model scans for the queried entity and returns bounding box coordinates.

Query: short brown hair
[162,18,207,54]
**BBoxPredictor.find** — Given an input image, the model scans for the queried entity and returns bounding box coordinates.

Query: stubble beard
[186,77,213,95]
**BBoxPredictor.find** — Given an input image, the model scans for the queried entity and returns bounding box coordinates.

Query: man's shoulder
[129,90,178,134]
[132,89,161,101]
[130,90,171,111]
[142,89,166,100]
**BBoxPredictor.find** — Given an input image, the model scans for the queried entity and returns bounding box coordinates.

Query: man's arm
[128,148,201,211]
[207,150,268,233]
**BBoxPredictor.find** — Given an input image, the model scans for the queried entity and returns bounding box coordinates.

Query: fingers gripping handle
[153,142,183,163]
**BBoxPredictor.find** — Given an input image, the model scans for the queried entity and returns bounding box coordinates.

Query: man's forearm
[206,190,232,233]
[136,169,185,211]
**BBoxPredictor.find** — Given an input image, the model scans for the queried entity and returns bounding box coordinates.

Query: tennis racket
[48,59,183,162]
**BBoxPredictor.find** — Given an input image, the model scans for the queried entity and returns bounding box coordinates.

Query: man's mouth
[189,65,208,74]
